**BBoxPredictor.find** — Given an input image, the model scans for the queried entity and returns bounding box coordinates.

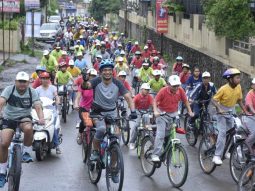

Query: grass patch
[0,65,4,73]
[6,60,16,67]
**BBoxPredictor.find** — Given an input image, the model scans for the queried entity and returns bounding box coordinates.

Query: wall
[0,30,21,53]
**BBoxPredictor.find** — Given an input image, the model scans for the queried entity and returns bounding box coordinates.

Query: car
[37,23,62,42]
[48,15,61,23]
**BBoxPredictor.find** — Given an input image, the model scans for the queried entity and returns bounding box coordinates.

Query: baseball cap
[168,75,181,86]
[16,71,29,81]
[43,50,49,56]
[141,83,151,90]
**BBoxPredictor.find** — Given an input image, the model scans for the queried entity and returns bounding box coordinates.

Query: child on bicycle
[211,68,249,165]
[152,75,194,162]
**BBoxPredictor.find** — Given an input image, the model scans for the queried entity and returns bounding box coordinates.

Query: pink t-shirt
[245,90,255,112]
[78,86,93,111]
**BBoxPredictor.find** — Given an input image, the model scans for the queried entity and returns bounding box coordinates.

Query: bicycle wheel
[238,162,255,191]
[8,144,22,191]
[62,96,67,123]
[140,136,156,177]
[83,131,94,164]
[230,141,251,183]
[184,115,197,146]
[106,143,124,191]
[121,118,130,145]
[136,129,145,159]
[166,144,189,188]
[198,136,216,174]
[88,159,102,184]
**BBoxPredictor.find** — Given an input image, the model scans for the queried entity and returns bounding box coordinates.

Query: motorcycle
[32,97,62,161]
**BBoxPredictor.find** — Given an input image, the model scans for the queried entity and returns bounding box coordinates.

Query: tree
[89,0,121,22]
[202,0,255,40]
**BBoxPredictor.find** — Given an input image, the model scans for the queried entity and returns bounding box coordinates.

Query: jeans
[52,109,60,146]
[152,112,178,156]
[242,115,255,153]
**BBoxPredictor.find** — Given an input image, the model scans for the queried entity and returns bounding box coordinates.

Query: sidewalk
[0,52,39,66]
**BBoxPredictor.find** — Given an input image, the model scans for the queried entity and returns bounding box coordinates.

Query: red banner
[0,0,20,13]
[156,0,168,34]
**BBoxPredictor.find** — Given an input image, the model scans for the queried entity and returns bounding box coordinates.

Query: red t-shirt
[131,57,143,69]
[130,45,141,54]
[123,80,131,91]
[93,62,100,72]
[148,44,155,52]
[179,72,191,84]
[156,87,187,112]
[142,51,151,59]
[152,64,162,70]
[106,42,111,49]
[133,93,154,110]
[32,78,51,89]
[245,90,255,112]
[75,76,83,87]
[58,56,70,66]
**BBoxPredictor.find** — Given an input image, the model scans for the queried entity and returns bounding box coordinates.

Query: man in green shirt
[51,46,62,61]
[149,70,167,94]
[54,62,74,85]
[138,62,153,83]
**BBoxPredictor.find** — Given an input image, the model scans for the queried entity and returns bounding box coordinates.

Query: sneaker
[225,152,231,159]
[111,172,119,184]
[69,99,73,106]
[90,150,100,161]
[0,173,6,188]
[56,146,62,154]
[76,133,83,145]
[22,152,33,163]
[151,154,160,162]
[129,143,135,150]
[212,156,223,165]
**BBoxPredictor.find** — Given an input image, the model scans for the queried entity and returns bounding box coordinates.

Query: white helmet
[141,83,151,90]
[153,70,162,76]
[69,60,74,66]
[176,56,183,61]
[16,71,29,81]
[252,78,255,84]
[118,71,127,76]
[96,54,102,59]
[62,51,67,55]
[87,68,97,76]
[43,50,49,56]
[135,41,139,45]
[142,62,149,66]
[202,71,211,78]
[168,75,181,86]
[144,45,148,50]
[120,50,125,55]
[117,57,124,62]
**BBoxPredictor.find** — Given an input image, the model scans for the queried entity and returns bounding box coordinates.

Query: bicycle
[184,100,211,146]
[0,118,34,191]
[116,96,130,145]
[87,114,124,191]
[140,113,189,188]
[198,112,251,182]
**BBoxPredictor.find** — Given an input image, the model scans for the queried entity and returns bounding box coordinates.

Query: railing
[232,40,252,55]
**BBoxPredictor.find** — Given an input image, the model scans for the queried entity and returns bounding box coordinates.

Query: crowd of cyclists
[0,15,255,190]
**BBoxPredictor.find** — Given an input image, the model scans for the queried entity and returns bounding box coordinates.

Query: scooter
[32,97,62,161]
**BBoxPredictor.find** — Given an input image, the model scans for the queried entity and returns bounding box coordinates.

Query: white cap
[118,57,124,62]
[16,71,29,81]
[101,41,106,45]
[77,40,80,42]
[176,56,183,61]
[202,71,211,78]
[79,35,83,38]
[88,68,97,76]
[182,63,190,68]
[120,50,125,55]
[118,44,122,47]
[153,70,162,76]
[69,60,74,66]
[77,52,83,57]
[168,75,181,86]
[118,71,127,76]
[96,42,101,46]
[96,54,102,59]
[43,50,49,56]
[252,78,255,84]
[142,62,149,66]
[144,45,148,50]
[105,38,109,42]
[135,41,139,45]
[141,83,151,90]
[62,51,67,55]
[74,45,79,48]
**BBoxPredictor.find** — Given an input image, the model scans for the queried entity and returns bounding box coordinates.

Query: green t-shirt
[40,55,57,72]
[149,78,166,92]
[139,67,153,82]
[51,50,62,61]
[56,71,72,85]
[1,85,40,120]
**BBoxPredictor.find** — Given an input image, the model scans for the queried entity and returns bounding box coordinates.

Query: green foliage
[162,0,185,14]
[89,0,121,22]
[0,18,22,30]
[202,0,255,40]
[48,0,58,16]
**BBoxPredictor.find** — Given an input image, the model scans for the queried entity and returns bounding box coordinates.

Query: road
[1,53,238,191]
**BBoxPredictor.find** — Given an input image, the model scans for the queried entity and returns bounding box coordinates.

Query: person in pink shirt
[130,41,141,54]
[151,57,162,70]
[74,69,98,144]
[117,71,132,93]
[179,64,191,87]
[58,51,70,67]
[131,51,143,69]
[93,55,102,72]
[243,78,255,153]
[142,46,151,59]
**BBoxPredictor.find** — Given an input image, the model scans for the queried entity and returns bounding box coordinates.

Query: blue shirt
[186,75,202,90]
[74,59,87,70]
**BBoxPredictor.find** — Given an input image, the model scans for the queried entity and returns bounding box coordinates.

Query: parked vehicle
[37,23,62,42]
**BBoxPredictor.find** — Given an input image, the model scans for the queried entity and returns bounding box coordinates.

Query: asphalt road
[1,52,238,191]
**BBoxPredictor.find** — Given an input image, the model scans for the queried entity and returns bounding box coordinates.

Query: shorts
[79,108,93,127]
[1,116,32,131]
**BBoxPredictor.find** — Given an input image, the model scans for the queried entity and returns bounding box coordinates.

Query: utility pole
[124,0,128,36]
[31,9,35,56]
[2,0,5,65]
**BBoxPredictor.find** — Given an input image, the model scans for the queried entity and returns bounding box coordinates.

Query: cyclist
[149,50,158,63]
[40,50,58,82]
[172,56,183,75]
[147,39,155,52]
[31,65,47,82]
[129,83,154,150]
[126,40,133,56]
[114,57,129,74]
[35,72,61,154]
[186,66,202,92]
[131,51,143,69]
[138,62,153,83]
[151,56,162,70]
[93,55,102,72]
[75,68,98,88]
[244,78,255,154]
[74,69,98,145]
[81,59,137,183]
[97,44,110,60]
[148,70,166,94]
[0,72,45,187]
[188,71,217,128]
[91,41,101,63]
[58,51,70,66]
[51,45,63,61]
[211,68,248,165]
[179,64,191,88]
[55,62,74,86]
[117,71,132,93]
[130,41,141,54]
[74,52,87,70]
[151,75,194,161]
[114,44,123,59]
[67,60,81,78]
[142,45,151,59]
[119,50,128,64]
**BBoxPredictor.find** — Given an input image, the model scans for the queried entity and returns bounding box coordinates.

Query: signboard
[156,0,168,34]
[25,11,41,37]
[0,0,20,13]
[25,0,40,10]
